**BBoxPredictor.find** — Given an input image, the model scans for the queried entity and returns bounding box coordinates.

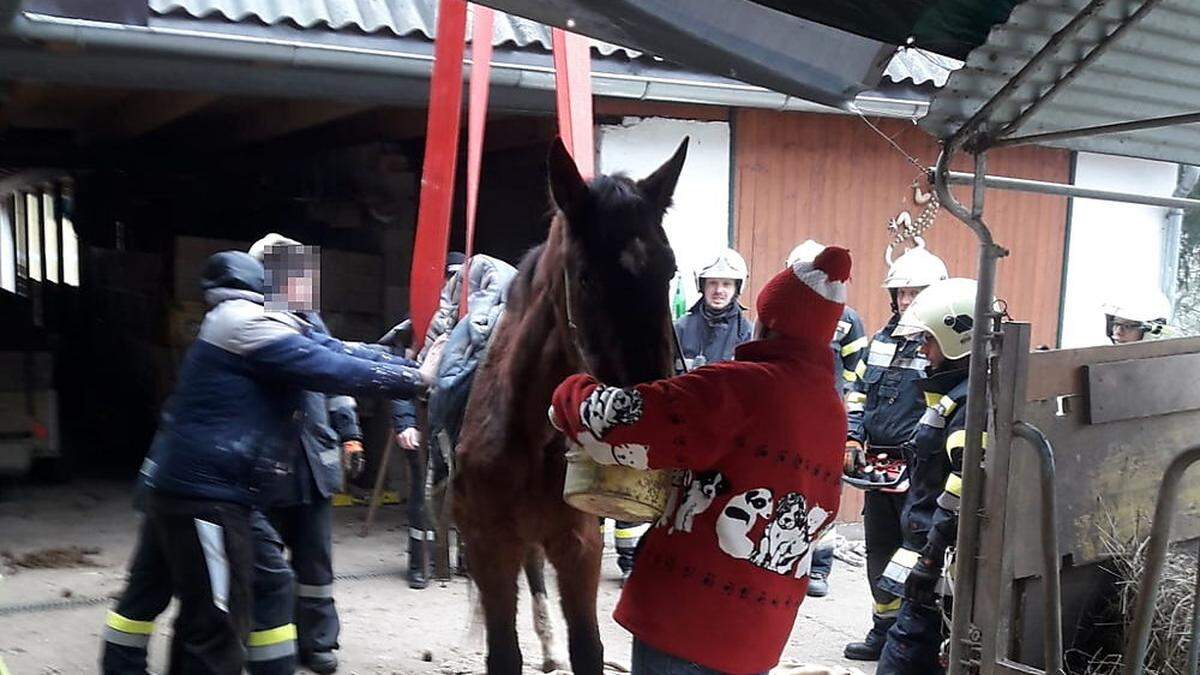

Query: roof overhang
[0,3,933,118]
[469,0,1016,108]
[921,0,1200,165]
[466,0,897,109]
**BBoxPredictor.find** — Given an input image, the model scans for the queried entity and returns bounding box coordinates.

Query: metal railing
[1122,445,1200,675]
[1009,421,1064,675]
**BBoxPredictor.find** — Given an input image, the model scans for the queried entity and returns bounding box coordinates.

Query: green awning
[750,0,1020,61]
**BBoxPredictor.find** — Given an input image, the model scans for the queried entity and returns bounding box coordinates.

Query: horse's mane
[504,242,547,316]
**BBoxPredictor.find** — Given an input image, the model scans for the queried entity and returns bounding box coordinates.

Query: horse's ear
[548,137,588,215]
[638,137,689,212]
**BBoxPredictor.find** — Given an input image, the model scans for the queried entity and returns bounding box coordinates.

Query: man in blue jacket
[250,234,367,674]
[103,249,434,674]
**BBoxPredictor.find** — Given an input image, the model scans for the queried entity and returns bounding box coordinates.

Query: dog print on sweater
[716,488,774,559]
[671,471,730,534]
[716,488,832,577]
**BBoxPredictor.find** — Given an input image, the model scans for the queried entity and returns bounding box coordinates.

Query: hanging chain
[853,109,942,251]
[887,178,941,248]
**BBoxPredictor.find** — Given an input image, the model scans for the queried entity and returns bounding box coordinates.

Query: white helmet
[894,278,979,361]
[249,232,302,262]
[786,239,825,267]
[695,248,749,292]
[1101,289,1173,341]
[883,245,949,289]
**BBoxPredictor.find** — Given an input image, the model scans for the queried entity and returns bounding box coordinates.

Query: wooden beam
[84,90,220,144]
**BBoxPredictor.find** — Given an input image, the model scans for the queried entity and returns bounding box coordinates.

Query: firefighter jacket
[845,317,929,448]
[674,298,753,369]
[143,257,427,508]
[832,306,868,399]
[876,366,968,597]
[923,371,973,564]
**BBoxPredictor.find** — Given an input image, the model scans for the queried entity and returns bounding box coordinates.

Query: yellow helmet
[893,278,979,360]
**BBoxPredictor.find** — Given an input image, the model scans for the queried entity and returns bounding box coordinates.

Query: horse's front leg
[464,525,525,675]
[545,514,605,675]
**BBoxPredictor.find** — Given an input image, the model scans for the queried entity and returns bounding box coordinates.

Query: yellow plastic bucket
[563,446,670,523]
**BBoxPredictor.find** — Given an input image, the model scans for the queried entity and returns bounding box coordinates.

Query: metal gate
[968,325,1200,674]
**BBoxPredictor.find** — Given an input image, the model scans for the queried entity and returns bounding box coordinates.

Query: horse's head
[549,136,689,387]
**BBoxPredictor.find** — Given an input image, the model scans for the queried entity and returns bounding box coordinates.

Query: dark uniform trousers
[877,369,969,675]
[102,502,295,675]
[876,599,947,675]
[864,490,907,617]
[271,498,339,656]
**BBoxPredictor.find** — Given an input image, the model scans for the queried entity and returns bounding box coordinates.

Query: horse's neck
[503,249,579,403]
[513,287,575,390]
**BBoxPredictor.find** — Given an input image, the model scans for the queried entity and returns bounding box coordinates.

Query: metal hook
[884,234,927,266]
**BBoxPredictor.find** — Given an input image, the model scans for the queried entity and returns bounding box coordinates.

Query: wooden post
[360,433,396,537]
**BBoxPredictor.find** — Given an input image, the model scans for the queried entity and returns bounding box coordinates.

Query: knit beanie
[248,232,303,262]
[755,246,851,344]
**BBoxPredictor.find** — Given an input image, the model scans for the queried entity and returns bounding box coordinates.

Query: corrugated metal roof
[150,0,947,87]
[883,48,961,86]
[921,0,1200,165]
[148,0,640,58]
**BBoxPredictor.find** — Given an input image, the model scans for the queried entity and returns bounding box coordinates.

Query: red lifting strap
[552,28,595,180]
[461,5,494,317]
[410,0,467,347]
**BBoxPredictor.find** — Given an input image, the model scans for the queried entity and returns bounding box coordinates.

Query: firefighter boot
[302,650,338,675]
[407,536,429,590]
[844,614,894,661]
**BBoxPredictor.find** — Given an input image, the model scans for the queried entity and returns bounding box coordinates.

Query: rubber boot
[844,614,894,661]
[407,537,429,590]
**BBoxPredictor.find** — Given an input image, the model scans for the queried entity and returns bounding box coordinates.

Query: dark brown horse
[453,137,689,675]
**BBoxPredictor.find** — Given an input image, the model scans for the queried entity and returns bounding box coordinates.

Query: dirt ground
[0,480,876,675]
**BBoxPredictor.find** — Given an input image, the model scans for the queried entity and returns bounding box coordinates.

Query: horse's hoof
[542,657,566,673]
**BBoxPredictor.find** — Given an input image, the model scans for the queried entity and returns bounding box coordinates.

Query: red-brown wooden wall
[731,109,1072,520]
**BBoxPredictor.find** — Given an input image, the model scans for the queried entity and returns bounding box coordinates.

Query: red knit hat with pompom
[756,246,851,344]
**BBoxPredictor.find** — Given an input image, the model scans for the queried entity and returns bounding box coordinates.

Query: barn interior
[0,80,573,481]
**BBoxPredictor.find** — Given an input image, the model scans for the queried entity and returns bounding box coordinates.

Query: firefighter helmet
[695,248,749,293]
[1101,290,1173,342]
[893,278,979,361]
[785,239,826,267]
[882,244,949,289]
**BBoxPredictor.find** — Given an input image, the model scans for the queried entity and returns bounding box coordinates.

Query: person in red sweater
[551,247,852,675]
